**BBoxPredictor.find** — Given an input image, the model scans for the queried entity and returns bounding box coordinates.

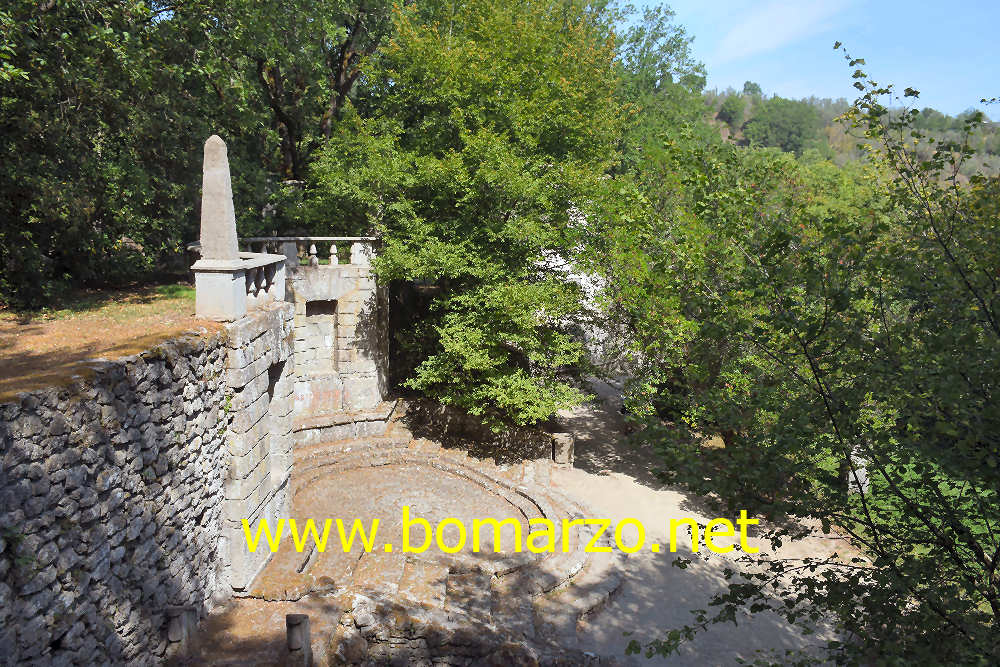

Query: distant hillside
[704,83,1000,176]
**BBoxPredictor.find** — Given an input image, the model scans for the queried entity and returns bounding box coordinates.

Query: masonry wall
[0,302,295,664]
[219,302,295,591]
[288,265,389,442]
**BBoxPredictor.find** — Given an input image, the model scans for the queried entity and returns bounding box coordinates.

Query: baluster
[308,243,319,267]
[264,263,275,291]
[329,243,338,266]
[350,241,371,266]
[255,265,265,293]
[281,241,298,270]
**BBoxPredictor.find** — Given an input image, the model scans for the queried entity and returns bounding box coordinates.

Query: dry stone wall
[0,335,230,664]
[330,594,618,666]
[0,301,295,664]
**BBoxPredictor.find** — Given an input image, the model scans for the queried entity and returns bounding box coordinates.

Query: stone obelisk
[191,135,247,320]
[198,135,241,265]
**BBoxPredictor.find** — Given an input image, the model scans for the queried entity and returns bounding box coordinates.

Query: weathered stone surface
[196,135,239,264]
[0,312,297,664]
[0,230,405,664]
[552,433,575,466]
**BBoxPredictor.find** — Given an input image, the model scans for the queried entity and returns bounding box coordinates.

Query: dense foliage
[605,55,1000,662]
[310,0,638,426]
[1,0,390,308]
[742,96,824,155]
[706,84,1000,173]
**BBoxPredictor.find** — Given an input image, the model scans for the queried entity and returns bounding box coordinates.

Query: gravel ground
[551,379,846,665]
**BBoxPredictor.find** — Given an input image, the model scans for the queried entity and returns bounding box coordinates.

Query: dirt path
[550,379,845,665]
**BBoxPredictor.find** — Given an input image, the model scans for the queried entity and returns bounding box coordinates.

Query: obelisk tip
[204,135,227,167]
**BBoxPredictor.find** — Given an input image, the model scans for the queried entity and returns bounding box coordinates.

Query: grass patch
[154,284,196,299]
[2,282,196,324]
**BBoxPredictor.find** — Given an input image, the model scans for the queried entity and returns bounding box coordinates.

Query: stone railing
[188,242,286,320]
[238,251,287,312]
[191,135,292,321]
[189,135,375,320]
[240,236,377,270]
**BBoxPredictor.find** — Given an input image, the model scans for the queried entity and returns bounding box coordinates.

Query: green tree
[743,95,823,154]
[616,3,705,98]
[716,94,745,129]
[614,3,715,172]
[742,80,762,97]
[607,58,1000,662]
[192,0,392,183]
[0,0,221,307]
[0,0,393,308]
[310,0,631,426]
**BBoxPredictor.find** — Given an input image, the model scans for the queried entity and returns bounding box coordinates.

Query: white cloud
[711,0,852,65]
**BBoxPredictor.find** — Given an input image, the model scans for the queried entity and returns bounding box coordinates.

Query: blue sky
[643,0,999,117]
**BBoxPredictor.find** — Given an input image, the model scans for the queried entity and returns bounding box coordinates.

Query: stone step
[495,461,526,485]
[486,492,597,643]
[491,590,537,641]
[524,459,553,487]
[397,559,449,608]
[351,550,407,597]
[533,539,626,643]
[183,596,347,666]
[293,435,407,467]
[246,535,322,601]
[305,543,363,592]
[445,570,494,622]
[406,437,442,454]
[493,492,587,596]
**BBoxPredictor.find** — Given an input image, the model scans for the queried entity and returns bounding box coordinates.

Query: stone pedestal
[552,432,575,466]
[192,134,248,321]
[165,606,199,655]
[193,265,247,321]
[281,241,300,270]
[286,614,313,666]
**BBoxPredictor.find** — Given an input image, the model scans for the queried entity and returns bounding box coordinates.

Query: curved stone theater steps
[181,434,626,665]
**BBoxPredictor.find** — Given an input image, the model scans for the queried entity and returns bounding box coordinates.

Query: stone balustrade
[240,236,377,271]
[190,248,286,321]
[239,251,286,312]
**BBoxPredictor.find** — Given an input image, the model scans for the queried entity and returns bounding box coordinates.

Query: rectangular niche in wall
[304,299,338,374]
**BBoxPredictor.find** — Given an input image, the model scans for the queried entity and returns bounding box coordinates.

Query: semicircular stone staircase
[180,417,626,665]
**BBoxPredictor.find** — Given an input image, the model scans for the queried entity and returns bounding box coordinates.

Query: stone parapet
[191,136,288,321]
[286,260,389,430]
[0,297,298,663]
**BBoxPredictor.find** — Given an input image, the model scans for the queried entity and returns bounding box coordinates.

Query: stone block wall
[218,302,295,591]
[0,302,295,664]
[289,265,389,427]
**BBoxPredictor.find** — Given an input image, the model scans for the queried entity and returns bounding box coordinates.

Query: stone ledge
[223,302,294,349]
[293,420,389,447]
[291,400,397,433]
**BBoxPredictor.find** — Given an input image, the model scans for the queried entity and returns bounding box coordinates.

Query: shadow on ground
[552,377,837,665]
